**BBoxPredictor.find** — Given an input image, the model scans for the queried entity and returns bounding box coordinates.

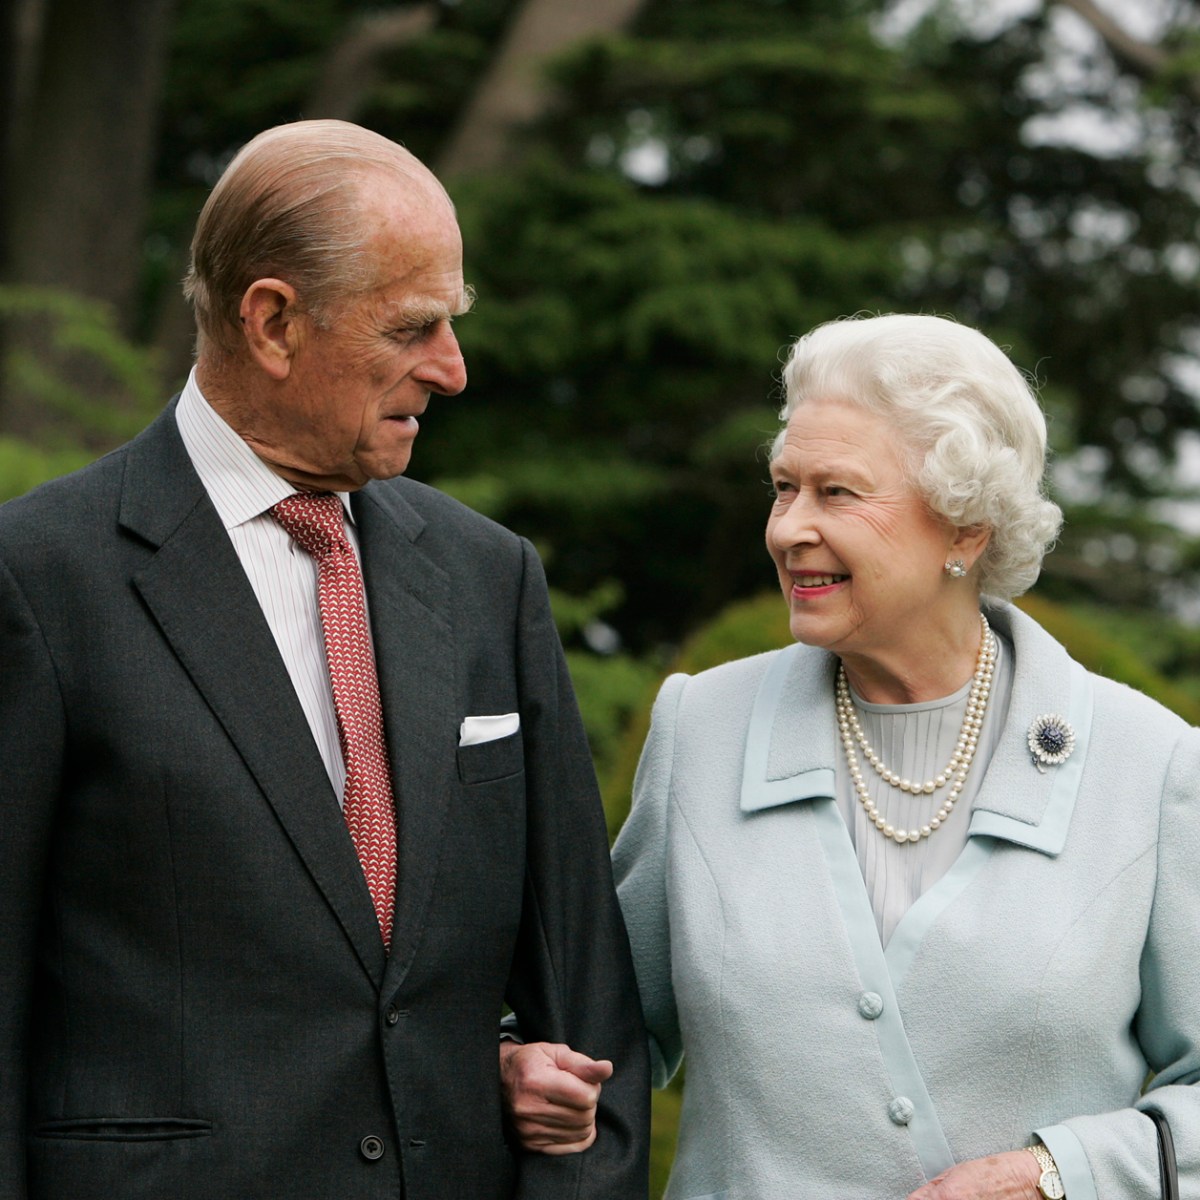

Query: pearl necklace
[834,613,996,845]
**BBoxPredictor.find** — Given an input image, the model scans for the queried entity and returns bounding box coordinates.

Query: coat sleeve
[611,673,688,1090]
[0,553,66,1200]
[503,538,651,1199]
[1035,724,1200,1200]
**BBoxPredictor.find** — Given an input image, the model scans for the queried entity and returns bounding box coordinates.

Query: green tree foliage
[414,0,1200,658]
[420,1,957,651]
[8,0,1200,721]
[0,285,162,499]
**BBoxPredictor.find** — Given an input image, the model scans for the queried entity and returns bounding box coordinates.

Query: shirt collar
[175,367,354,530]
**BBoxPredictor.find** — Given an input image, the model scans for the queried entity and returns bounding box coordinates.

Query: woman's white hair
[774,313,1062,601]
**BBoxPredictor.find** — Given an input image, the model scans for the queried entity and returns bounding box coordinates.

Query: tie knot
[271,491,347,561]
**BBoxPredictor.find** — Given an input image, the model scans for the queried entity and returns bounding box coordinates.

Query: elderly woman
[502,313,1199,1199]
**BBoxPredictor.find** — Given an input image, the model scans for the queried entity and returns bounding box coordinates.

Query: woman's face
[766,398,969,670]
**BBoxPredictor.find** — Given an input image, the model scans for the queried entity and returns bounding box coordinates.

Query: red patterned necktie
[271,491,397,949]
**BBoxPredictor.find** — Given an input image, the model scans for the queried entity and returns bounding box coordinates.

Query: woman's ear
[950,523,992,573]
[239,278,300,380]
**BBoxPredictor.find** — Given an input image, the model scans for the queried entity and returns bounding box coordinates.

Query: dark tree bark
[8,0,175,321]
[308,5,438,121]
[435,0,648,180]
[2,0,175,438]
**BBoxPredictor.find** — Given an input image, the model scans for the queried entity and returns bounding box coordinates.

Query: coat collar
[739,602,1093,857]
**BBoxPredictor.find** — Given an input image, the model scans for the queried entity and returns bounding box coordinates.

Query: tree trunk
[2,0,175,439]
[308,5,438,121]
[435,0,648,180]
[0,0,50,421]
[8,0,175,320]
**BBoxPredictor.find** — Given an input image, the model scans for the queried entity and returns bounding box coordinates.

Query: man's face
[246,174,471,491]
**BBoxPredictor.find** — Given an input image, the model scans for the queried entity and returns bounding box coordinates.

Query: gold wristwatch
[1028,1143,1065,1199]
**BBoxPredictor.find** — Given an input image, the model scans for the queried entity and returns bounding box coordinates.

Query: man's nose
[422,323,467,396]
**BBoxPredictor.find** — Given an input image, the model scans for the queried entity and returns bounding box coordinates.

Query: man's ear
[950,522,992,572]
[239,279,301,380]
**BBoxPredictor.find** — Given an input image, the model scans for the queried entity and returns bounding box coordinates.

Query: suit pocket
[33,1117,213,1142]
[456,730,524,784]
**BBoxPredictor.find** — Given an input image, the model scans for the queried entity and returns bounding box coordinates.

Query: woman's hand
[499,1040,613,1154]
[906,1149,1043,1199]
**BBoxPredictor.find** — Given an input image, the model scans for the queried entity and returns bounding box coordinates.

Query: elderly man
[0,120,648,1200]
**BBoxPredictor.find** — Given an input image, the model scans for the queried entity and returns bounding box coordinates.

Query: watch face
[1040,1168,1066,1200]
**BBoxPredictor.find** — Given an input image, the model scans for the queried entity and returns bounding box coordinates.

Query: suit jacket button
[385,1005,400,1026]
[360,1135,386,1161]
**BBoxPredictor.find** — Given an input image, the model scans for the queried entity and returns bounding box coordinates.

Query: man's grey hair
[183,119,448,355]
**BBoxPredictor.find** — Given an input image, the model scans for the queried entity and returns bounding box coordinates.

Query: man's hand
[906,1149,1043,1199]
[499,1040,613,1154]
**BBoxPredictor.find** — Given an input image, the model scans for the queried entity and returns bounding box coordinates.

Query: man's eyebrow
[384,286,476,327]
[456,284,477,317]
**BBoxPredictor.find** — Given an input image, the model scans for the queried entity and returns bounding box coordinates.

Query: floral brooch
[1027,714,1075,774]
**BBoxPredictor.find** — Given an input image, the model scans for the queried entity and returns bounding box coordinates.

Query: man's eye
[393,321,438,342]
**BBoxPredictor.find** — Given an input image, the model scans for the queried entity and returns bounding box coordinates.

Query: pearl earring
[944,559,968,578]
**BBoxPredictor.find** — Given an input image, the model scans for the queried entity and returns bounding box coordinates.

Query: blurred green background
[5,1,1200,1193]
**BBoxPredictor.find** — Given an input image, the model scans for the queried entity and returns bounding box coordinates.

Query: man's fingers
[524,1069,600,1113]
[499,1040,611,1152]
[549,1045,614,1085]
[521,1128,598,1156]
[507,1043,608,1109]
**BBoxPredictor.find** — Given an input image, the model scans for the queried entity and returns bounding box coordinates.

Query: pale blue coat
[613,604,1200,1200]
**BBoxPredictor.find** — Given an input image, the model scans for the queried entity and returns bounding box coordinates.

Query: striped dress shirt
[175,368,364,804]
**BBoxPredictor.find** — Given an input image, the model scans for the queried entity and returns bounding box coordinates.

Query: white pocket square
[458,713,520,747]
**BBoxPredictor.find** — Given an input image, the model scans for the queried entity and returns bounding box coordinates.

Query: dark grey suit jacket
[0,404,649,1199]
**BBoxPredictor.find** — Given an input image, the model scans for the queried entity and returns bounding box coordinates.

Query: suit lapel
[353,483,456,990]
[121,408,387,985]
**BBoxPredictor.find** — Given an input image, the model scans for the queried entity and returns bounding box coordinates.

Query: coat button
[858,991,884,1019]
[360,1135,385,1161]
[385,1006,400,1026]
[888,1097,915,1126]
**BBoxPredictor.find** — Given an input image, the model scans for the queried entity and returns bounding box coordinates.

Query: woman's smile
[789,571,849,597]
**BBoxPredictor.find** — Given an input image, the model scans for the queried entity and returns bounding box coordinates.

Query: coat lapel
[965,603,1093,856]
[352,483,456,991]
[121,408,387,985]
[739,642,839,813]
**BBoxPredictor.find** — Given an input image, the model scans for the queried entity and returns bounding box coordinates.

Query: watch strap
[1028,1143,1065,1199]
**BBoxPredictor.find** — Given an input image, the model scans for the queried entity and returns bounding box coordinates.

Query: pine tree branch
[1055,0,1200,102]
